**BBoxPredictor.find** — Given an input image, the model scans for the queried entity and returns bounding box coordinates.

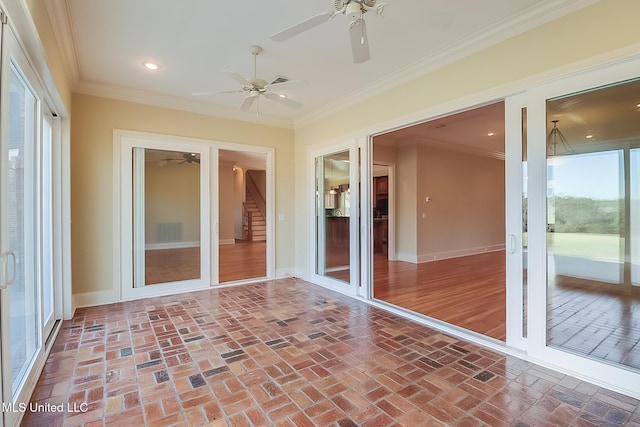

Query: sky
[549,151,623,200]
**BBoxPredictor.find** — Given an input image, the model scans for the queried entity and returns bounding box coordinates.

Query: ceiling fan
[162,152,200,165]
[271,0,388,63]
[195,45,307,113]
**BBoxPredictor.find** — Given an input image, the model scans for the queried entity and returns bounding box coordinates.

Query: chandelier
[546,120,575,156]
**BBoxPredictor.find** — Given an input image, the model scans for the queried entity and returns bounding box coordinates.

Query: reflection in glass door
[316,151,352,283]
[545,77,640,371]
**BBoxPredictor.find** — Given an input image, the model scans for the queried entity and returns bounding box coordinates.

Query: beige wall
[145,160,200,244]
[294,0,640,277]
[71,93,295,294]
[416,146,504,260]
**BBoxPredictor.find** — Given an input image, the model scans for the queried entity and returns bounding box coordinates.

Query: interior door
[119,134,212,300]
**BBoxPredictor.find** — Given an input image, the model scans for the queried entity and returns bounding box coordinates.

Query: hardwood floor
[219,240,267,282]
[374,251,507,341]
[145,247,201,284]
[144,240,266,285]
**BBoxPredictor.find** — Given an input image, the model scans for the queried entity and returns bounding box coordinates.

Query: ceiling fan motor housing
[346,2,362,20]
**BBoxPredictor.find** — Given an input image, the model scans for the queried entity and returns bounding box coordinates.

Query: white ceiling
[47,0,590,128]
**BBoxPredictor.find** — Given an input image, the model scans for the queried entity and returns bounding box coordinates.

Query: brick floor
[20,278,640,426]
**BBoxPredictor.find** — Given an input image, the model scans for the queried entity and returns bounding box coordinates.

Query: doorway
[218,149,268,283]
[371,102,508,341]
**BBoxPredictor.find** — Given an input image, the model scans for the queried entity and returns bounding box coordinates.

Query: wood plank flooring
[144,240,266,285]
[374,251,506,341]
[219,240,267,282]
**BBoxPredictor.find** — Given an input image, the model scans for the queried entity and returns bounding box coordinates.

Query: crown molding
[45,0,80,85]
[293,0,598,129]
[74,80,295,129]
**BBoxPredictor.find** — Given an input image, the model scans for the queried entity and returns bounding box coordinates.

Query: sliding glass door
[1,23,61,426]
[527,59,640,397]
[311,144,360,295]
[119,135,212,299]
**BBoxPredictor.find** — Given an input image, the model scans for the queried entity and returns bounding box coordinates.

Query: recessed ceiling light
[586,134,594,139]
[278,94,287,98]
[487,132,495,137]
[143,61,160,71]
[637,103,640,108]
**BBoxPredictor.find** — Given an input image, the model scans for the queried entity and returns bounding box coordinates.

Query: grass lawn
[548,233,621,261]
[524,232,624,261]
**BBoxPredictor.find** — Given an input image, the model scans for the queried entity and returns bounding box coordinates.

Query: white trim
[397,244,506,264]
[219,239,235,246]
[145,241,201,250]
[417,244,506,263]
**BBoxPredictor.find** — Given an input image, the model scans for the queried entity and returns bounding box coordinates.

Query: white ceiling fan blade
[219,89,245,94]
[240,94,258,112]
[222,70,252,86]
[264,79,308,91]
[264,92,303,109]
[349,19,370,63]
[271,12,332,41]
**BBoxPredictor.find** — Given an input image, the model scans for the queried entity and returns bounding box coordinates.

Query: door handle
[508,234,517,254]
[1,251,16,289]
[7,251,16,285]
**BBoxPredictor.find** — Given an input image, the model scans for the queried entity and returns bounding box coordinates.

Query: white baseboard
[418,244,505,263]
[73,290,116,311]
[398,244,505,264]
[146,241,200,250]
[277,267,296,279]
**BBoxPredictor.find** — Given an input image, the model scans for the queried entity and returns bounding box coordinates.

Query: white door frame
[505,93,527,351]
[116,131,212,300]
[114,130,276,301]
[526,56,640,399]
[309,140,361,297]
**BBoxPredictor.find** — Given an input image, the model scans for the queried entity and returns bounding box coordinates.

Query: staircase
[244,191,266,241]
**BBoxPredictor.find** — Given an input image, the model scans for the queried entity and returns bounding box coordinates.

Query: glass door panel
[545,77,640,371]
[137,148,201,286]
[119,135,211,300]
[316,151,351,283]
[3,62,39,400]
